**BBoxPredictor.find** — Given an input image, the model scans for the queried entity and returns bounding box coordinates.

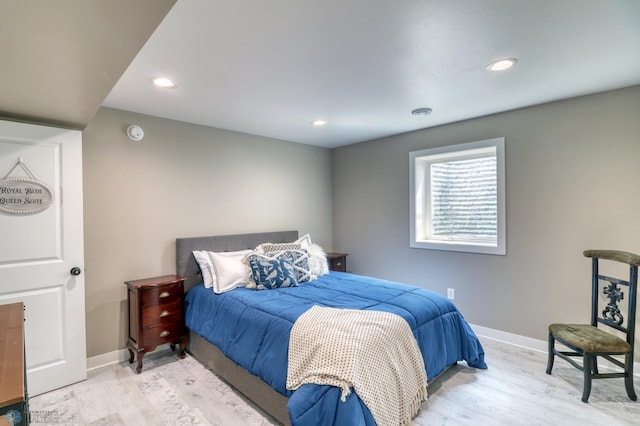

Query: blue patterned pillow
[246,250,312,283]
[248,256,299,290]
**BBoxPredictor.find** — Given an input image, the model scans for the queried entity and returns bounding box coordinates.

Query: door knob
[70,267,82,276]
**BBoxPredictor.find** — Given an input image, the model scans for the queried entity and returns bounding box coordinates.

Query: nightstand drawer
[140,323,183,347]
[141,300,182,328]
[326,252,348,272]
[139,282,183,307]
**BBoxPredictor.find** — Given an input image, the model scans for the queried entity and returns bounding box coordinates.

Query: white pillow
[306,242,329,276]
[290,234,329,277]
[192,249,252,294]
[296,233,313,249]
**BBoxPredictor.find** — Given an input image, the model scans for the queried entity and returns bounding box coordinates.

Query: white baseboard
[87,327,639,377]
[87,343,173,371]
[87,348,130,371]
[470,323,548,353]
[470,323,640,377]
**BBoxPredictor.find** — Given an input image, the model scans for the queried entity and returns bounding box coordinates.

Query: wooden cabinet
[326,253,348,272]
[125,275,187,374]
[0,302,28,426]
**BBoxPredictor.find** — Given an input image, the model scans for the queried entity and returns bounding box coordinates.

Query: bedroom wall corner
[81,107,332,358]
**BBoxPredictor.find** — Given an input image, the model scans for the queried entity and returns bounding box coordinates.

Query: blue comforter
[185,271,486,425]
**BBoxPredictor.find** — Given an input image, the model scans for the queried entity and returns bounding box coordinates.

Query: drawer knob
[159,330,170,338]
[159,310,170,318]
[159,291,170,298]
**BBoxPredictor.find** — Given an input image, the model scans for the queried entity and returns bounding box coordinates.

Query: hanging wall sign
[0,159,54,215]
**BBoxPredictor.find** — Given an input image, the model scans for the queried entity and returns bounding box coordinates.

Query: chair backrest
[584,250,640,348]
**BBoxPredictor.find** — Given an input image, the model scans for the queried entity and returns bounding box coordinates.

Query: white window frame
[410,137,506,255]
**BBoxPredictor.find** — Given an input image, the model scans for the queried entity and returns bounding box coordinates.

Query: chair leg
[582,354,593,403]
[625,352,637,401]
[546,333,555,374]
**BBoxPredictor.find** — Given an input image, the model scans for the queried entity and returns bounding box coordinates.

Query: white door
[0,120,86,396]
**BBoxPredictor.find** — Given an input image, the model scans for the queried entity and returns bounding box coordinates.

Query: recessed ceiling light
[487,58,518,71]
[153,77,176,88]
[411,107,433,116]
[312,120,327,126]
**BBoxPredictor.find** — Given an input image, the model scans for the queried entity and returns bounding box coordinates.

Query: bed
[176,231,486,425]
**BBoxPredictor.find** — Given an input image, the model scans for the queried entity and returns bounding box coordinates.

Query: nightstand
[326,253,348,272]
[125,275,187,374]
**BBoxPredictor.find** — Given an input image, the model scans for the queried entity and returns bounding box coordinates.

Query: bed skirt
[187,331,291,425]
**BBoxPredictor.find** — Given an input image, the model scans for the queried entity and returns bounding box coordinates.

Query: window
[410,138,505,255]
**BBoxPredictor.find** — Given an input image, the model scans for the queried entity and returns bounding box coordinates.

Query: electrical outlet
[447,288,455,300]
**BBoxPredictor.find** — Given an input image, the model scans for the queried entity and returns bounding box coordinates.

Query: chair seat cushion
[549,323,632,353]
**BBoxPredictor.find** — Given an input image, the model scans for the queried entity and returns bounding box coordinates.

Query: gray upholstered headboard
[176,230,298,291]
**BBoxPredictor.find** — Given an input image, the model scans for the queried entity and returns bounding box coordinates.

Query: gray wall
[332,85,640,344]
[82,108,332,358]
[82,86,640,359]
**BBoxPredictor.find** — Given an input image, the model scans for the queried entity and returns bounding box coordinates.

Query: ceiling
[0,0,175,129]
[102,0,640,148]
[2,1,639,148]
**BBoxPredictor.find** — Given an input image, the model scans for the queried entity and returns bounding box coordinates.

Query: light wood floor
[30,337,640,425]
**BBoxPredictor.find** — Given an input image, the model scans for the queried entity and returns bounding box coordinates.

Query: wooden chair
[546,250,639,403]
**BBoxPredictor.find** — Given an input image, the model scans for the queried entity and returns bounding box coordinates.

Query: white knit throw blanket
[286,306,428,426]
